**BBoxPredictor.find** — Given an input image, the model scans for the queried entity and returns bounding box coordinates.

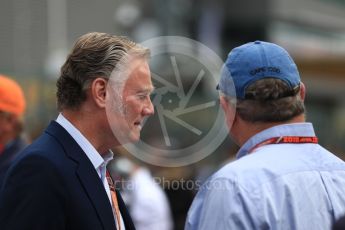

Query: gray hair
[56,32,150,110]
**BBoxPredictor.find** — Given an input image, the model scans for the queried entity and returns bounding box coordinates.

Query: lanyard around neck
[106,170,122,230]
[249,136,318,154]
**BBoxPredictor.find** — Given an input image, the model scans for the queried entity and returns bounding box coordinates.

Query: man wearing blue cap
[185,41,345,229]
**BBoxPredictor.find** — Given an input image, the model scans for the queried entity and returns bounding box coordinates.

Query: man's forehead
[127,56,149,70]
[124,70,154,92]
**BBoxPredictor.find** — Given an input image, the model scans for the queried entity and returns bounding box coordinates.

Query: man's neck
[61,109,116,155]
[235,114,306,147]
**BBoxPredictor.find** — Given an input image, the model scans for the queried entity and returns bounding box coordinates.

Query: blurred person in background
[0,75,27,187]
[185,41,345,230]
[110,157,173,230]
[0,32,154,230]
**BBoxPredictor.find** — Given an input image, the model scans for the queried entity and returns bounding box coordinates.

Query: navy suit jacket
[0,121,136,230]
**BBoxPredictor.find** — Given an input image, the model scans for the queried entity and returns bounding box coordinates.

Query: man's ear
[299,82,306,101]
[220,96,237,128]
[219,96,228,112]
[220,96,235,114]
[91,78,107,108]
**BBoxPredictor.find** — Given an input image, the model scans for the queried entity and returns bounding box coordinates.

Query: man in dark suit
[0,32,154,230]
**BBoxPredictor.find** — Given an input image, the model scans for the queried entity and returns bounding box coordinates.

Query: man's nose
[142,98,154,116]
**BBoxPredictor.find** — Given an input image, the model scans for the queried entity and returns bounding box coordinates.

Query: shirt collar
[236,122,316,159]
[103,150,114,166]
[56,113,113,170]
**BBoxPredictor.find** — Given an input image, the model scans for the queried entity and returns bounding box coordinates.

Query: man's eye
[137,94,147,100]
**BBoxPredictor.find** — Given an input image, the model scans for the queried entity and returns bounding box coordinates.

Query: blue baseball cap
[218,41,300,99]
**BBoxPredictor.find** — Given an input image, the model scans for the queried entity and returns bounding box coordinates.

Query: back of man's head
[218,41,305,122]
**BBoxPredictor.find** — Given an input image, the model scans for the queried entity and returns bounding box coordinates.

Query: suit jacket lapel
[45,121,117,230]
